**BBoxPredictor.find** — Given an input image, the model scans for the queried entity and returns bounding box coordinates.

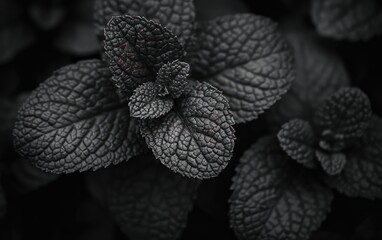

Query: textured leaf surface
[140,82,235,179]
[326,117,382,199]
[316,150,346,176]
[278,119,317,168]
[193,14,294,123]
[311,0,382,40]
[266,30,349,128]
[129,82,173,119]
[157,60,189,98]
[230,136,333,240]
[13,60,144,173]
[313,87,372,150]
[108,155,199,240]
[104,15,184,97]
[94,0,195,48]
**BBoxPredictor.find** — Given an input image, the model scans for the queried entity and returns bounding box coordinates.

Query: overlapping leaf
[129,82,173,119]
[193,14,294,123]
[266,30,349,128]
[311,0,382,40]
[94,0,196,49]
[13,60,144,173]
[278,119,317,168]
[104,15,184,97]
[157,60,189,98]
[315,150,346,176]
[230,136,333,240]
[140,81,235,179]
[326,116,382,199]
[108,154,199,240]
[313,87,372,150]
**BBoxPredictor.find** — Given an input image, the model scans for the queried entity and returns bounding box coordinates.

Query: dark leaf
[140,81,235,179]
[193,14,294,123]
[315,150,347,176]
[54,20,99,56]
[311,0,382,40]
[313,87,372,150]
[326,116,382,199]
[129,82,174,119]
[108,154,200,240]
[278,119,317,168]
[230,136,333,240]
[13,59,144,173]
[157,60,189,98]
[94,0,196,49]
[266,30,349,128]
[104,15,184,97]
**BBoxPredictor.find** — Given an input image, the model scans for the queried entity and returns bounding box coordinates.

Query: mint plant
[230,87,382,240]
[13,0,294,179]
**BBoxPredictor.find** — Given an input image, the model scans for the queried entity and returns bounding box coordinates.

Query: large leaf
[129,82,174,119]
[266,30,349,128]
[311,0,382,41]
[108,154,199,240]
[277,119,317,168]
[230,136,333,240]
[313,87,372,150]
[94,0,196,49]
[13,60,144,173]
[193,14,294,123]
[104,15,184,97]
[326,116,382,199]
[140,81,235,179]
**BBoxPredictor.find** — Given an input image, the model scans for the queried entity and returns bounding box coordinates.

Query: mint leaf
[140,82,235,179]
[326,117,382,199]
[13,60,144,173]
[108,155,199,240]
[104,15,184,97]
[315,150,347,176]
[129,82,173,119]
[311,0,382,40]
[278,119,317,168]
[266,30,349,128]
[157,60,189,98]
[193,14,294,123]
[313,87,372,151]
[230,136,333,240]
[94,0,196,48]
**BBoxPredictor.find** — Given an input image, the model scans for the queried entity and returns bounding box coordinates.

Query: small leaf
[13,60,144,173]
[266,30,349,128]
[192,14,294,123]
[326,116,382,199]
[108,154,199,240]
[157,60,189,98]
[140,81,235,179]
[230,136,333,240]
[315,150,347,176]
[94,0,196,49]
[311,0,382,41]
[129,82,173,119]
[313,87,372,150]
[104,15,184,97]
[277,119,317,168]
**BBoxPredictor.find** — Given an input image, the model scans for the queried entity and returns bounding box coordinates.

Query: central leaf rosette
[104,15,235,179]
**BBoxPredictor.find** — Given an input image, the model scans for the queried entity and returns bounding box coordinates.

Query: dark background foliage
[1,0,382,239]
